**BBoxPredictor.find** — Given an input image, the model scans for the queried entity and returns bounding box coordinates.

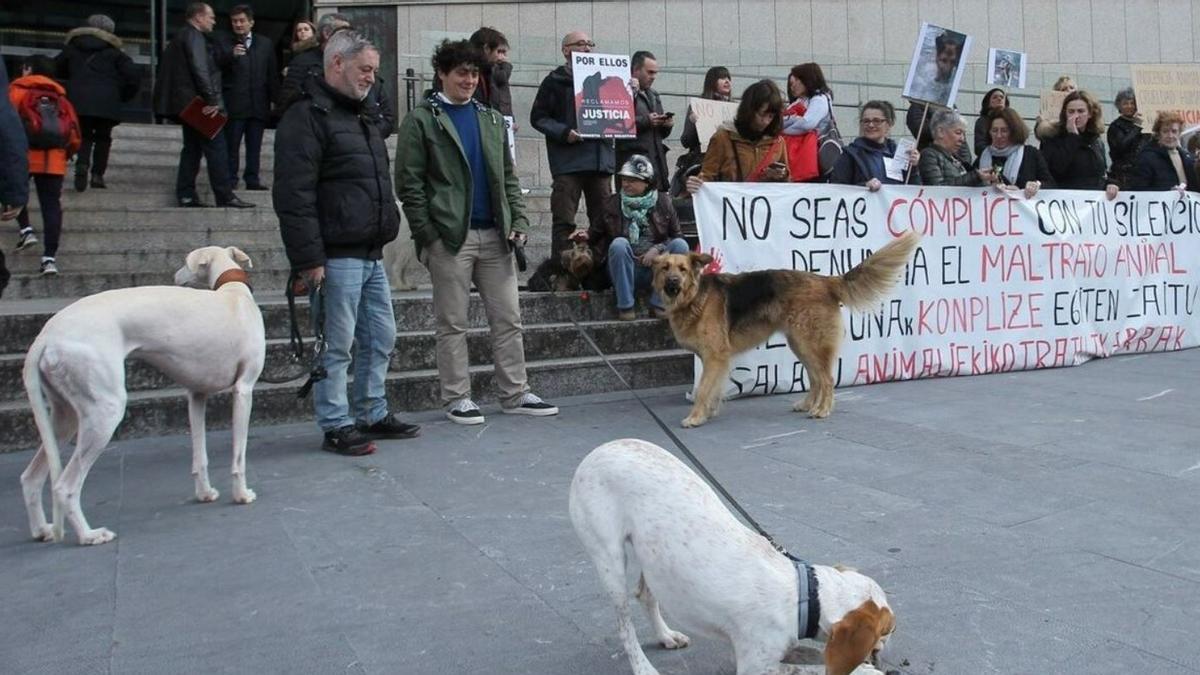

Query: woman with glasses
[977,108,1053,199]
[830,101,920,189]
[1130,111,1199,193]
[686,79,789,193]
[919,110,997,186]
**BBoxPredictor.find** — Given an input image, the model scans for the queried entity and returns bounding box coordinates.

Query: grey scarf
[980,143,1025,185]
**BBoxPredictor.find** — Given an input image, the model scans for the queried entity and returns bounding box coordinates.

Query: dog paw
[79,528,116,546]
[808,408,830,419]
[232,488,257,504]
[31,524,54,542]
[792,398,812,412]
[195,487,220,503]
[680,415,707,428]
[659,630,690,649]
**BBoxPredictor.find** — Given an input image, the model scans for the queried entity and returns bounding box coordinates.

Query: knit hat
[88,14,116,34]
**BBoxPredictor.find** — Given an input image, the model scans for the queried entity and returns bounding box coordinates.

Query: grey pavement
[3,350,1200,674]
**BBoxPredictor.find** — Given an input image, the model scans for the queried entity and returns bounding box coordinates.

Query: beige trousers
[426,228,529,407]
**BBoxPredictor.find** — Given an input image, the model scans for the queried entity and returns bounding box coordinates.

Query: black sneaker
[502,393,559,416]
[357,414,420,440]
[446,398,485,425]
[74,173,88,192]
[90,174,106,189]
[322,425,376,456]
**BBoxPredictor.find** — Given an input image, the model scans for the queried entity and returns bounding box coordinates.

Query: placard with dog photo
[987,48,1026,89]
[902,22,972,108]
[572,52,637,138]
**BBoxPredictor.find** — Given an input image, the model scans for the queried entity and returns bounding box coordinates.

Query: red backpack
[18,85,78,150]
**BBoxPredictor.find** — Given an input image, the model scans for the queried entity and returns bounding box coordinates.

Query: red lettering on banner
[980,244,1044,282]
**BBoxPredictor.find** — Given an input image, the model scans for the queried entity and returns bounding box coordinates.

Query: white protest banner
[689,97,739,152]
[572,52,636,138]
[693,183,1200,399]
[1131,64,1200,127]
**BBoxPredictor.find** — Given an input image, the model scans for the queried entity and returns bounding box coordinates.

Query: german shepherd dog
[652,231,920,427]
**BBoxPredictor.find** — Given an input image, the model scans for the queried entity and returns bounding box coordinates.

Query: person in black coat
[1107,88,1152,188]
[0,65,30,298]
[54,14,140,192]
[151,2,251,208]
[276,13,394,137]
[1130,111,1200,193]
[1040,91,1120,199]
[220,5,278,190]
[975,108,1054,199]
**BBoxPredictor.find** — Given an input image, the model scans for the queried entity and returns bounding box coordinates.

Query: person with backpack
[9,54,82,276]
[54,13,140,192]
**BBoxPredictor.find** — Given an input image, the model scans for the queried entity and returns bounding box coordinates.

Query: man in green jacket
[396,39,558,425]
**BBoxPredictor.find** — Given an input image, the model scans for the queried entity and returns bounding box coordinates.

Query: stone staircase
[0,123,692,453]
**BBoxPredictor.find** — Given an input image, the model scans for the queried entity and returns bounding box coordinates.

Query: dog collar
[793,559,821,640]
[213,268,252,292]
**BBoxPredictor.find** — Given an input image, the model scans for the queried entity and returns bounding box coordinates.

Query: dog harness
[793,558,821,640]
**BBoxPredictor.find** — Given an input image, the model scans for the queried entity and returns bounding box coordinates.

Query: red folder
[179,96,227,140]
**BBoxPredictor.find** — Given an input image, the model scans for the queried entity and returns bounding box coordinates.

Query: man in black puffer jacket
[54,14,140,192]
[273,30,417,457]
[275,12,395,138]
[152,2,252,208]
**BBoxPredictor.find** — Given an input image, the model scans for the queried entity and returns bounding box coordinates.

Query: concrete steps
[0,124,687,453]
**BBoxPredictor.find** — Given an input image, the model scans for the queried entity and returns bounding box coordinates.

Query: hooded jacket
[8,75,82,175]
[54,27,140,121]
[277,44,395,138]
[396,94,529,255]
[530,64,616,176]
[0,66,29,208]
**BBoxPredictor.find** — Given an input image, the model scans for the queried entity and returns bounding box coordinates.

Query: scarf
[980,143,1025,185]
[620,190,658,244]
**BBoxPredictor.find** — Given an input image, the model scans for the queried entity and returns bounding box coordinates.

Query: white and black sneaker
[40,258,58,276]
[16,229,37,252]
[447,398,485,425]
[503,392,559,416]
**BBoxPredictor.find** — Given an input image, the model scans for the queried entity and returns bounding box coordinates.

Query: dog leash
[557,292,802,563]
[259,272,328,394]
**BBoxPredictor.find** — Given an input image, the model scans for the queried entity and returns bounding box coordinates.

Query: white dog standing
[569,439,896,675]
[21,246,265,545]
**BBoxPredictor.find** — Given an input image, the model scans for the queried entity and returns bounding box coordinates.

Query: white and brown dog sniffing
[21,246,265,545]
[570,439,895,675]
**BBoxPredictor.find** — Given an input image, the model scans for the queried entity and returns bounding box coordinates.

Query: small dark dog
[527,239,607,291]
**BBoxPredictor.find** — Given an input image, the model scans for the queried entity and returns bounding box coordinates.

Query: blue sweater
[442,99,494,227]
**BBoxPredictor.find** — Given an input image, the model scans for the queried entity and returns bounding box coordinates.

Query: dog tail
[833,231,920,310]
[23,338,65,540]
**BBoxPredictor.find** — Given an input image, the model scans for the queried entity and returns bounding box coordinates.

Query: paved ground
[3,349,1200,675]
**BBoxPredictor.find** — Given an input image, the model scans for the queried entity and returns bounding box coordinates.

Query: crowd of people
[3,4,1198,452]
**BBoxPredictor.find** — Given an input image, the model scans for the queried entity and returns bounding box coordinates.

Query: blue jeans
[608,237,689,310]
[225,117,266,186]
[310,258,396,432]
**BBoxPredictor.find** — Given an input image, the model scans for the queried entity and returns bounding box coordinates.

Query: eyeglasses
[566,40,596,48]
[859,118,889,127]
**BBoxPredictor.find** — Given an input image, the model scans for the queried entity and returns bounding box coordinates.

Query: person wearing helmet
[581,154,688,321]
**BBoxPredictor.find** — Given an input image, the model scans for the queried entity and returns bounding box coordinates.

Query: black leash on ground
[258,273,328,395]
[557,292,802,564]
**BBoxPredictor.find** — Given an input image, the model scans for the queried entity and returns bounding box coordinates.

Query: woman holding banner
[686,79,789,193]
[977,108,1053,199]
[1041,91,1120,199]
[673,66,732,197]
[830,100,920,189]
[918,110,996,187]
[1130,111,1200,194]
